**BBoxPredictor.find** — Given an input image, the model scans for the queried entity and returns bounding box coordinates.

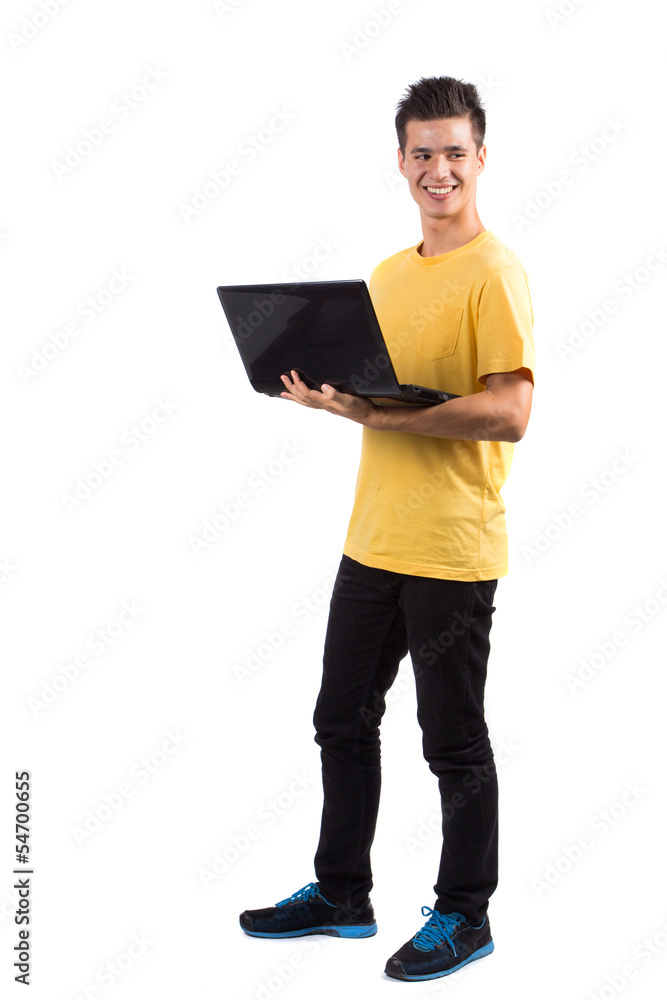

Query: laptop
[216,279,459,405]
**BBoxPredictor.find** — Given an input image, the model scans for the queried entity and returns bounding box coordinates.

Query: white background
[2,0,667,998]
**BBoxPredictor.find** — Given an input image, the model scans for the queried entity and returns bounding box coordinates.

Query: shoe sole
[241,923,378,939]
[384,940,494,981]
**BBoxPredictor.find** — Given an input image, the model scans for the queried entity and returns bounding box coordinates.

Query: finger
[290,370,319,398]
[280,377,313,407]
[286,371,319,404]
[280,373,302,397]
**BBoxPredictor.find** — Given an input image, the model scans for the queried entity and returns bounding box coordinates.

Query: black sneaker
[384,905,494,981]
[239,881,378,939]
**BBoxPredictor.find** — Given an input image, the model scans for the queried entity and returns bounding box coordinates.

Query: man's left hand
[280,369,379,426]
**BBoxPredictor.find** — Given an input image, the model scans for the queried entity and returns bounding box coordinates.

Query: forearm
[368,386,522,442]
[280,367,532,441]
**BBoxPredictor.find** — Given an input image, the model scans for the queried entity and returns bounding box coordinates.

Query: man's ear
[397,146,407,179]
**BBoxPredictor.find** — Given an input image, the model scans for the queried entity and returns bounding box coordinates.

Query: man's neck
[418,217,486,258]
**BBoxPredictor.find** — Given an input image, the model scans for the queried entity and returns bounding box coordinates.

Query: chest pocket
[415,308,463,361]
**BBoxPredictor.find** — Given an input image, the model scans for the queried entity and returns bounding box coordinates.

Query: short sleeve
[476,265,535,387]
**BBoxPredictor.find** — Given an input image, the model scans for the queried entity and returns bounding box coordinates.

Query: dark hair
[395,76,486,155]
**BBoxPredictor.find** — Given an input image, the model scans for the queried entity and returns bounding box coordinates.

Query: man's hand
[280,369,380,426]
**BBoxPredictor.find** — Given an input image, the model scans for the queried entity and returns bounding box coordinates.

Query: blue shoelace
[275,882,332,908]
[412,906,467,954]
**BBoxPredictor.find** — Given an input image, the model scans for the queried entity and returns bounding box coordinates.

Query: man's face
[397,116,486,221]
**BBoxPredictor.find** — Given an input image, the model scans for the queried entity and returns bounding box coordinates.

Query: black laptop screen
[217,280,401,397]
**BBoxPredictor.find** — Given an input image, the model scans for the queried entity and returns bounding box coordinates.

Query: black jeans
[312,554,498,926]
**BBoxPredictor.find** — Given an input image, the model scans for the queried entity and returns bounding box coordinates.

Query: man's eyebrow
[409,144,468,154]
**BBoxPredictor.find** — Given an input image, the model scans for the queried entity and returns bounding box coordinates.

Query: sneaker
[239,881,378,939]
[384,905,494,981]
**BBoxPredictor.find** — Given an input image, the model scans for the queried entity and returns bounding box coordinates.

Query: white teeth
[426,186,454,194]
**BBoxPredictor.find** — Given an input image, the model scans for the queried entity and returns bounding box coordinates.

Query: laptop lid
[216,279,403,397]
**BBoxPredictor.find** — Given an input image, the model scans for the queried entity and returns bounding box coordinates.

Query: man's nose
[428,156,452,180]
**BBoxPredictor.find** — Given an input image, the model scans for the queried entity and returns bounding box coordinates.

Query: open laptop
[216,279,459,405]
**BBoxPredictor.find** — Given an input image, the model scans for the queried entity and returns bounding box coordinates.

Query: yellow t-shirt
[342,230,535,581]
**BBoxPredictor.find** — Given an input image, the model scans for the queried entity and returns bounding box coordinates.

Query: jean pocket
[474,579,498,615]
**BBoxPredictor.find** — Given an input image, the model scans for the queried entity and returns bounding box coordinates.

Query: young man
[239,75,535,982]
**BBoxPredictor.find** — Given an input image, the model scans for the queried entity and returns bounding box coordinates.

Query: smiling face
[397,116,486,225]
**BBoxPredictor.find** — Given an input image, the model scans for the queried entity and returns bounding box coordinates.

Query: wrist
[364,401,386,430]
